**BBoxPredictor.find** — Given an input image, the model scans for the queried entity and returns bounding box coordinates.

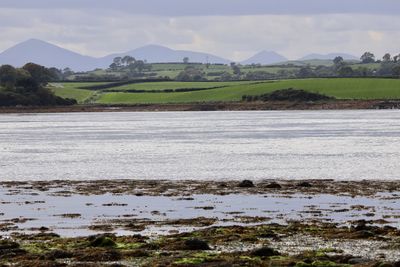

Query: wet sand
[0,179,399,266]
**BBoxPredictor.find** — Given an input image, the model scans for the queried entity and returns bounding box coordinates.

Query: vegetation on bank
[0,63,76,106]
[242,88,334,102]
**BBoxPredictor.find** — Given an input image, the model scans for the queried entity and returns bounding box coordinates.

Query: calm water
[0,110,400,181]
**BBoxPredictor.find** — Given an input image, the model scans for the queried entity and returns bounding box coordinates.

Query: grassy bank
[50,78,400,104]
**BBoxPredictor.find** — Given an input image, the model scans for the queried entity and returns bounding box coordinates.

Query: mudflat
[1,179,399,266]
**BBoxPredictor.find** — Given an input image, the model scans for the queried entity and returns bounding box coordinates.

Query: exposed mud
[0,179,399,266]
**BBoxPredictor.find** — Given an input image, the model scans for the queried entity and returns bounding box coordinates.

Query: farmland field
[51,78,400,104]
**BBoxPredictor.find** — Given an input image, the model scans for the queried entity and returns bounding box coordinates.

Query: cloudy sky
[0,0,399,60]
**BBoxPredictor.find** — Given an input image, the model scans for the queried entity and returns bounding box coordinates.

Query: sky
[0,0,399,61]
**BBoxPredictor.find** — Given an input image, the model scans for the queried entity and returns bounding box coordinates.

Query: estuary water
[0,110,399,181]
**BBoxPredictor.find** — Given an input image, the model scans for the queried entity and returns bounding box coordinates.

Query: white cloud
[0,7,400,61]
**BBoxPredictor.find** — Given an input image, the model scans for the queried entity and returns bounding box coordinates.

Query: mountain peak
[241,50,287,65]
[0,39,98,71]
[17,38,55,47]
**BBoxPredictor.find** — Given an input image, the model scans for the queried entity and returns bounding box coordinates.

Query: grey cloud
[0,7,400,61]
[1,0,399,16]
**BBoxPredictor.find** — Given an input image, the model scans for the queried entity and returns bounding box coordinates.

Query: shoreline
[2,178,399,197]
[1,99,400,113]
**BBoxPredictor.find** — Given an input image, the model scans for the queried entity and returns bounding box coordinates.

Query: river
[1,110,399,181]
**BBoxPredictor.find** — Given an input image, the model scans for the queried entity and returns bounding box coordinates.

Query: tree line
[0,63,76,106]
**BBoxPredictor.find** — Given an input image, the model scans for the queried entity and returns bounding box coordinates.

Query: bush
[243,88,334,102]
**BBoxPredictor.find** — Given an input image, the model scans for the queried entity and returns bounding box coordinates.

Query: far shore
[1,99,400,114]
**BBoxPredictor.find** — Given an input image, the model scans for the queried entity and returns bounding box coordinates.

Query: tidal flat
[0,179,399,266]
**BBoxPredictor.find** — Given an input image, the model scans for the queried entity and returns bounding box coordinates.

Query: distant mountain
[0,39,361,72]
[0,39,100,71]
[241,50,287,65]
[0,40,231,71]
[101,44,230,65]
[299,53,359,61]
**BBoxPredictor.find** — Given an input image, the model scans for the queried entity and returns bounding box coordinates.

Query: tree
[48,68,63,81]
[333,56,344,66]
[338,66,354,77]
[22,63,53,87]
[109,63,118,71]
[135,60,145,73]
[333,56,345,73]
[183,57,189,64]
[393,65,400,78]
[230,62,241,76]
[113,57,122,67]
[62,68,74,77]
[360,52,375,64]
[0,63,76,107]
[0,65,17,90]
[176,66,205,81]
[122,55,135,66]
[298,66,314,78]
[382,53,392,62]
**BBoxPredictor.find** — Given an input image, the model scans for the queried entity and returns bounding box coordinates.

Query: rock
[297,182,312,188]
[251,246,280,257]
[218,183,228,188]
[74,249,122,262]
[89,235,116,248]
[348,257,369,264]
[354,219,368,230]
[238,180,255,188]
[183,239,211,250]
[0,239,20,250]
[265,182,282,189]
[349,230,375,239]
[44,249,73,260]
[0,239,26,258]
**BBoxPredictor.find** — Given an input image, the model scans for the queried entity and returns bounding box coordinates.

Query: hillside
[0,39,100,71]
[50,78,400,105]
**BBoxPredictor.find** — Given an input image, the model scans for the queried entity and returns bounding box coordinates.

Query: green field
[51,78,400,104]
[49,82,110,103]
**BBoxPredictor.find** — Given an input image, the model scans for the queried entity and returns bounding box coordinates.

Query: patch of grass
[174,257,205,265]
[49,83,107,103]
[96,78,400,104]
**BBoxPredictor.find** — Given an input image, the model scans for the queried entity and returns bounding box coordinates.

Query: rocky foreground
[0,179,399,266]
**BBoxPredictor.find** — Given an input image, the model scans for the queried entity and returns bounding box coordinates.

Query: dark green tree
[360,52,375,64]
[382,53,392,62]
[0,65,17,90]
[22,63,54,87]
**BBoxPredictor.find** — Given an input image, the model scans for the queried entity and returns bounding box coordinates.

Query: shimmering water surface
[1,110,400,181]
